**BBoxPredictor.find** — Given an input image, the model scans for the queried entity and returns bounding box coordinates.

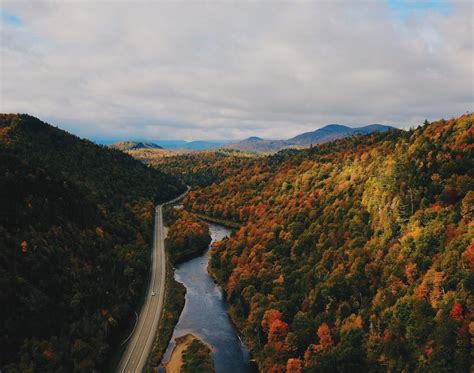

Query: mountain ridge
[95,124,395,154]
[288,123,394,145]
[111,140,163,151]
[223,123,396,152]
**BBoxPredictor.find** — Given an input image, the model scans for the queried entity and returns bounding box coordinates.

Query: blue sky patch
[387,0,452,17]
[1,10,22,27]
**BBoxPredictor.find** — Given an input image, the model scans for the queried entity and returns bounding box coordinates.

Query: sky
[1,1,473,141]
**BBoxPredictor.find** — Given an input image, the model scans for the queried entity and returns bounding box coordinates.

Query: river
[160,222,255,372]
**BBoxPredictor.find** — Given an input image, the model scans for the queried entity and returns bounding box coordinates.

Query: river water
[160,223,255,372]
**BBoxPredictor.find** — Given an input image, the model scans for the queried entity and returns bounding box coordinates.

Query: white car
[151,291,155,296]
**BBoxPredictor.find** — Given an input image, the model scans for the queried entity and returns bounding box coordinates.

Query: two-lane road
[118,188,189,373]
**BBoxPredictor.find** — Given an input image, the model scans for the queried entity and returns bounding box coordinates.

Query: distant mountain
[224,123,395,152]
[125,139,229,151]
[178,140,226,151]
[109,141,176,164]
[97,124,394,153]
[246,136,264,142]
[352,124,394,134]
[223,137,291,153]
[111,140,163,151]
[288,123,393,146]
[151,140,189,148]
[96,138,230,152]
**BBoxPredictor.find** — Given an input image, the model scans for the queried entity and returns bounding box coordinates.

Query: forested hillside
[151,150,258,187]
[165,209,211,263]
[184,114,474,372]
[110,141,163,151]
[0,114,185,371]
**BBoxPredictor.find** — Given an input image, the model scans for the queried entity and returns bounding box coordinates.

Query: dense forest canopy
[184,114,474,372]
[149,149,258,187]
[0,114,185,371]
[110,141,163,151]
[165,208,211,264]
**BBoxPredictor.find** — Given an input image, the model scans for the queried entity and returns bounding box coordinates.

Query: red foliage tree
[286,358,302,373]
[269,319,289,344]
[450,303,463,322]
[262,309,283,333]
[314,323,333,352]
[463,239,474,270]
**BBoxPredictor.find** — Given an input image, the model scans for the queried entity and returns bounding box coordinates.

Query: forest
[2,112,472,372]
[0,114,185,371]
[150,149,258,187]
[184,114,474,372]
[165,208,211,264]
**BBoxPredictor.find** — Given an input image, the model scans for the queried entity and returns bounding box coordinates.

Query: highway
[118,188,189,373]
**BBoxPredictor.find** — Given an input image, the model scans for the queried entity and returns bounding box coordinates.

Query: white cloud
[1,0,472,140]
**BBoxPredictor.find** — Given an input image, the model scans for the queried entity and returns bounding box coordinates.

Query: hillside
[110,140,163,151]
[176,140,226,151]
[153,140,228,151]
[184,114,473,371]
[288,123,393,146]
[147,149,259,187]
[0,114,185,371]
[110,141,177,164]
[165,209,211,264]
[120,147,177,163]
[223,124,394,153]
[222,138,295,153]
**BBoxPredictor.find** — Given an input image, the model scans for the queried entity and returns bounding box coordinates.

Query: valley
[1,113,472,372]
[119,187,189,373]
[2,2,471,371]
[120,113,473,372]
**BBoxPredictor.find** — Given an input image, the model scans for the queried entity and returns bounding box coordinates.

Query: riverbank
[160,223,254,372]
[206,264,260,372]
[207,239,260,372]
[147,210,212,371]
[164,334,214,373]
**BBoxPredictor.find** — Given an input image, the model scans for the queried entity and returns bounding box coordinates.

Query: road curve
[118,188,189,373]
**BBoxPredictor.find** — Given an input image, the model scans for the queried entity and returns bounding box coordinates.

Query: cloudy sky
[1,1,472,141]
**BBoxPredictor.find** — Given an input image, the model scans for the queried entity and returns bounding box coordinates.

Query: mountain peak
[110,141,163,151]
[245,136,264,142]
[320,124,351,130]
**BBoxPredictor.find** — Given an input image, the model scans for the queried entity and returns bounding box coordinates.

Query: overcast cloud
[1,1,472,140]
